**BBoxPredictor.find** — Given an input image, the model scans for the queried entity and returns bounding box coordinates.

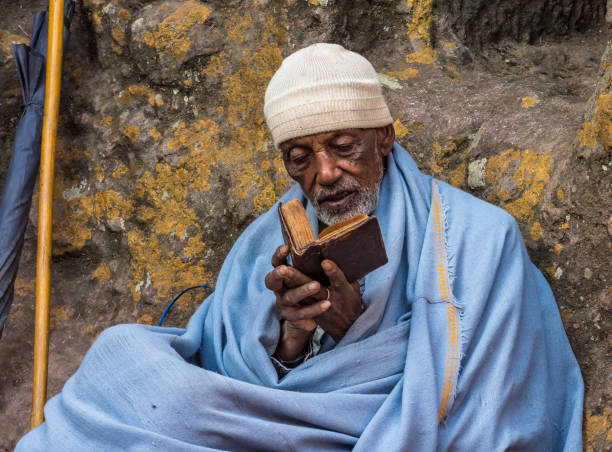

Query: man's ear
[375,124,395,157]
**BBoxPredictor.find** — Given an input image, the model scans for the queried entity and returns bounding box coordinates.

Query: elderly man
[18,44,583,451]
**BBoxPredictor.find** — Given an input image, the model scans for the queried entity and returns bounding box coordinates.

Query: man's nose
[314,151,342,186]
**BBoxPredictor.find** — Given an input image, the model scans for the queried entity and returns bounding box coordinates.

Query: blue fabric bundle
[17,144,583,451]
[0,1,75,337]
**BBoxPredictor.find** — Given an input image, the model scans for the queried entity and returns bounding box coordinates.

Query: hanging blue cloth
[0,1,75,338]
[17,144,583,451]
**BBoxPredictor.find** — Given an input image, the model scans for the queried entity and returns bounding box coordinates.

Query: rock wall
[0,0,610,449]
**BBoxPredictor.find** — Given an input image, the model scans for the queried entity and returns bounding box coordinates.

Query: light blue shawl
[17,144,583,451]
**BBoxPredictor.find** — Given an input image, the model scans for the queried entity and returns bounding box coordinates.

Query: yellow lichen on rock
[218,17,285,209]
[406,0,434,41]
[584,408,612,451]
[118,8,132,23]
[556,188,564,201]
[121,117,223,303]
[202,51,230,77]
[184,233,206,259]
[448,163,466,187]
[123,125,140,142]
[136,314,154,325]
[393,119,410,138]
[393,119,424,140]
[234,164,259,199]
[112,164,129,179]
[119,84,159,106]
[592,90,612,150]
[54,188,134,253]
[512,149,551,192]
[426,136,470,187]
[223,42,283,128]
[92,263,111,282]
[521,96,537,107]
[388,0,437,81]
[111,43,123,56]
[443,64,462,82]
[111,27,125,44]
[388,67,419,80]
[506,150,551,222]
[94,166,105,181]
[530,221,543,241]
[226,13,253,45]
[407,1,436,61]
[143,0,211,61]
[485,148,521,184]
[496,185,510,201]
[579,122,597,147]
[93,190,135,225]
[486,148,551,223]
[91,11,102,28]
[149,127,162,141]
[253,183,277,211]
[127,229,212,302]
[405,46,437,65]
[135,163,198,237]
[263,16,287,44]
[50,307,72,329]
[168,119,222,192]
[579,87,612,150]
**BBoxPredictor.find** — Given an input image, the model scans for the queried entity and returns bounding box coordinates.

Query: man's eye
[289,152,308,165]
[335,144,354,154]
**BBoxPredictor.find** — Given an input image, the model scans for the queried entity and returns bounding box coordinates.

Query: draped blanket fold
[18,144,583,451]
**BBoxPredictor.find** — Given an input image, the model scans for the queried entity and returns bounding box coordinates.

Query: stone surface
[0,0,610,449]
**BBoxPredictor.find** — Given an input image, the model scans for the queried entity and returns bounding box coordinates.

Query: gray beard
[309,157,384,226]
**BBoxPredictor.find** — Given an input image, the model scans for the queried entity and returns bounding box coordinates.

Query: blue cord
[158,284,212,326]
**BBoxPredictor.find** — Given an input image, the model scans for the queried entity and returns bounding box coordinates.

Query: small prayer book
[278,200,388,285]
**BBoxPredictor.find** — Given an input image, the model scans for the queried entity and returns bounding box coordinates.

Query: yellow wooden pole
[31,0,65,429]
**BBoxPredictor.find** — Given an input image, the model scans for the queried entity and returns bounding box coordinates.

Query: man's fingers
[279,265,313,289]
[264,265,289,292]
[266,265,315,296]
[321,259,349,288]
[279,281,321,307]
[282,300,331,322]
[271,245,290,268]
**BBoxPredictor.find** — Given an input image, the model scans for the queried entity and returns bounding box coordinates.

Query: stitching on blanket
[432,183,460,423]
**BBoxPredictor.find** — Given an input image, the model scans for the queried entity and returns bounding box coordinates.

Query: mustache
[313,180,362,203]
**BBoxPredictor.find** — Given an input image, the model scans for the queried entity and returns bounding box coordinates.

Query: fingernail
[322,261,331,271]
[309,282,318,290]
[321,301,331,309]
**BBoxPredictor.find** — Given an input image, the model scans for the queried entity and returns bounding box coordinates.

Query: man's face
[279,126,394,225]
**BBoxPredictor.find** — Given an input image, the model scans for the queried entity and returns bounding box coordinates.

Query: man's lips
[319,191,355,210]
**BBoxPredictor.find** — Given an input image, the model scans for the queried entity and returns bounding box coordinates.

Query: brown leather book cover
[278,202,388,285]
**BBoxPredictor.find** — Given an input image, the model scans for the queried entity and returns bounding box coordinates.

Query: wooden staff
[31,0,65,428]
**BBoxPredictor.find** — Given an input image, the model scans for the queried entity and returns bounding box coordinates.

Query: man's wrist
[276,321,315,361]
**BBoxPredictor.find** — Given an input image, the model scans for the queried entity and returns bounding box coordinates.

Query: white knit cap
[264,43,393,148]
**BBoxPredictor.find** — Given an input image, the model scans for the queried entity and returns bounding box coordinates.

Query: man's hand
[265,246,364,361]
[265,245,330,361]
[314,259,363,343]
